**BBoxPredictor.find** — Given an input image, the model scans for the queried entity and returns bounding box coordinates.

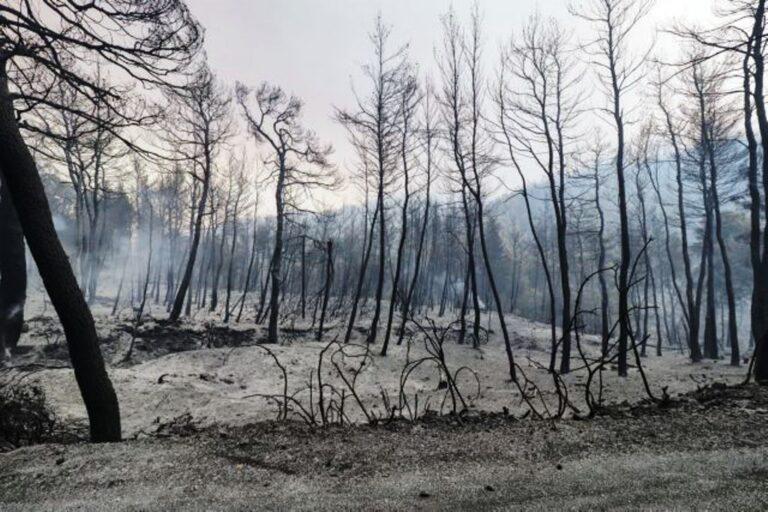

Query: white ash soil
[2,297,766,510]
[2,384,768,511]
[6,296,746,437]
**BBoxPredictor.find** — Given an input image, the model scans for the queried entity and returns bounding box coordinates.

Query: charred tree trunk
[210,199,228,313]
[316,240,334,341]
[745,33,762,356]
[593,158,610,356]
[236,214,259,323]
[382,93,415,355]
[381,177,409,355]
[659,94,701,362]
[703,232,718,359]
[459,187,481,347]
[612,86,631,378]
[366,165,386,345]
[634,162,652,357]
[0,68,120,442]
[170,168,210,321]
[267,165,286,344]
[300,235,307,320]
[344,195,380,343]
[397,146,432,346]
[500,113,558,372]
[224,195,241,323]
[705,127,739,365]
[748,0,768,381]
[0,171,25,361]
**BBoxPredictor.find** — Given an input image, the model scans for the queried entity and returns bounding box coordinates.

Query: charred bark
[0,68,120,442]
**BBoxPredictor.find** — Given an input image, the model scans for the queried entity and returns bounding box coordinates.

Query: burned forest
[2,0,768,510]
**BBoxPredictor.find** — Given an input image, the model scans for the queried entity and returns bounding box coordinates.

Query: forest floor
[1,384,768,510]
[1,302,765,510]
[2,300,749,436]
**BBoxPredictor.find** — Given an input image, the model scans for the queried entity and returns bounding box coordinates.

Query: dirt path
[2,385,768,511]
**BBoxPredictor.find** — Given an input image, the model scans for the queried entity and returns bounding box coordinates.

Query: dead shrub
[0,381,57,451]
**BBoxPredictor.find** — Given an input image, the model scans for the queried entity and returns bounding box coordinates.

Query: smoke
[51,213,68,232]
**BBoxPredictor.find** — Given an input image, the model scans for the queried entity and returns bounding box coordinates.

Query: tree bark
[344,194,380,343]
[266,163,286,344]
[316,240,334,341]
[0,170,25,361]
[593,160,610,356]
[170,163,210,321]
[0,67,120,442]
[748,0,768,381]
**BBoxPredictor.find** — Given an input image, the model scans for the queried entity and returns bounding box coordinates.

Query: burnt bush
[0,381,57,451]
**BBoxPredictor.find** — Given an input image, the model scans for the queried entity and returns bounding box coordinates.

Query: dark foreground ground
[1,384,768,511]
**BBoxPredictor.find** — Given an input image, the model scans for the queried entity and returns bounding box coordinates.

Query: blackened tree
[0,0,202,441]
[237,82,335,344]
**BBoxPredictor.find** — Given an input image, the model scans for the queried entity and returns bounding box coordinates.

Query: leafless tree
[0,0,202,441]
[168,68,232,322]
[395,83,439,347]
[223,156,248,323]
[570,0,654,376]
[439,6,517,381]
[652,72,700,360]
[497,43,559,373]
[437,9,482,347]
[336,16,410,344]
[237,82,335,344]
[502,14,582,373]
[381,71,420,356]
[29,72,131,303]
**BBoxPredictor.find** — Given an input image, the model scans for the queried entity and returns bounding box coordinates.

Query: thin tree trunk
[170,169,210,321]
[224,193,241,323]
[316,240,334,341]
[366,167,386,344]
[267,168,285,344]
[397,159,432,346]
[706,127,739,365]
[344,194,380,343]
[237,213,259,323]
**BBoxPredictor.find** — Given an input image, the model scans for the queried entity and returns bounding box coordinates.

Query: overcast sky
[184,0,720,203]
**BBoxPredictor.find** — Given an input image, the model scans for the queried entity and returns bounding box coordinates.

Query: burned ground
[1,384,767,511]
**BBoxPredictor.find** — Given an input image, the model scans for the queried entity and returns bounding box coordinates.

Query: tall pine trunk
[0,69,120,442]
[0,171,25,361]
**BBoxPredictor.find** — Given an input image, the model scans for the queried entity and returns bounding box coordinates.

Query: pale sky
[185,0,721,202]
